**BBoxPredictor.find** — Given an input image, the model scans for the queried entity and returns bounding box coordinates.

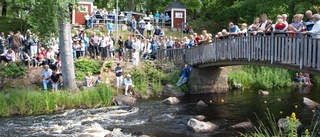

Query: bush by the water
[74,58,102,80]
[229,66,293,89]
[0,84,114,117]
[165,69,189,92]
[0,62,26,89]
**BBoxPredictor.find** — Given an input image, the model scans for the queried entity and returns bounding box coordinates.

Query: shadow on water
[0,86,319,137]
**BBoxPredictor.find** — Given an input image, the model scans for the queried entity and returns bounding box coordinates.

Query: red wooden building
[71,0,94,25]
[164,2,187,28]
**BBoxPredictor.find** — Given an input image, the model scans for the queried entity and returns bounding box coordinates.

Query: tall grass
[229,66,293,89]
[0,84,114,117]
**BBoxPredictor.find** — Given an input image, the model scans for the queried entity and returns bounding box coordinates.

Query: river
[0,86,319,137]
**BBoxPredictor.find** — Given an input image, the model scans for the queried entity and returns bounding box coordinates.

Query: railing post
[248,34,251,62]
[271,32,274,64]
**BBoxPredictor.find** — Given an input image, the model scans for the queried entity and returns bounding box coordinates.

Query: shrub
[74,58,102,80]
[0,62,26,89]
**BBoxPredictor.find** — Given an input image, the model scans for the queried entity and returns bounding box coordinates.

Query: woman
[291,14,304,37]
[248,17,260,31]
[99,35,107,60]
[173,38,182,49]
[0,49,15,66]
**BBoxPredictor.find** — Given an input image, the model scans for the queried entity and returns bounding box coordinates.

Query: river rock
[114,95,137,106]
[278,118,288,129]
[258,90,269,95]
[194,115,206,121]
[163,97,180,105]
[187,118,218,133]
[303,97,320,108]
[196,100,207,107]
[231,121,253,128]
[162,84,186,97]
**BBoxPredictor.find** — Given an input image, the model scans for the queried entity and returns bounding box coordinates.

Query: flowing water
[0,86,320,137]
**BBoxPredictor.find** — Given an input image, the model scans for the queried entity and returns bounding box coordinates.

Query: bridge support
[188,67,229,94]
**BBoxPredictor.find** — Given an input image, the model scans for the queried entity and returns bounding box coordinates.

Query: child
[95,74,102,85]
[118,45,124,61]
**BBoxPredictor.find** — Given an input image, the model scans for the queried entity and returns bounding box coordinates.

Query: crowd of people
[214,10,320,39]
[294,72,312,85]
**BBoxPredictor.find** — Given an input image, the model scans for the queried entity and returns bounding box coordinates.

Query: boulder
[258,90,269,95]
[114,95,137,106]
[162,84,186,97]
[231,121,253,128]
[303,97,320,108]
[187,118,218,133]
[194,115,206,121]
[278,118,288,129]
[196,100,207,107]
[163,97,180,105]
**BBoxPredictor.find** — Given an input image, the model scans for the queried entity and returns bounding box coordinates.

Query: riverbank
[0,84,114,117]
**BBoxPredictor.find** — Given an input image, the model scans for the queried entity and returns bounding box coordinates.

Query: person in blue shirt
[107,21,114,35]
[123,74,134,95]
[155,11,160,25]
[228,22,240,34]
[176,64,192,86]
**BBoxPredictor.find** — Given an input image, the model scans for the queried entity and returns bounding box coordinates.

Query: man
[176,64,192,87]
[305,10,314,31]
[50,71,60,91]
[123,74,134,95]
[7,31,13,49]
[303,14,320,39]
[115,62,123,91]
[107,21,114,35]
[165,13,171,22]
[42,65,53,91]
[155,11,160,26]
[139,18,146,36]
[84,13,90,29]
[124,36,133,61]
[12,31,23,58]
[154,26,161,41]
[2,1,7,17]
[89,32,100,59]
[228,22,240,34]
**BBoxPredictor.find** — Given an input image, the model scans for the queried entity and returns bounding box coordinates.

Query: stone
[278,118,288,129]
[187,118,218,133]
[188,67,229,94]
[196,100,207,107]
[194,115,206,121]
[303,97,320,108]
[114,95,137,106]
[231,121,253,128]
[162,84,186,97]
[163,97,180,105]
[258,90,269,95]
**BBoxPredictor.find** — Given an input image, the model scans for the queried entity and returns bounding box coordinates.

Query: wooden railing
[157,33,320,71]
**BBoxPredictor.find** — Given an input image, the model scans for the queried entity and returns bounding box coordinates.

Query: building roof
[164,2,186,11]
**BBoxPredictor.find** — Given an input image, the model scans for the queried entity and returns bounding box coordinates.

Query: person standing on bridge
[176,64,192,87]
[303,14,320,39]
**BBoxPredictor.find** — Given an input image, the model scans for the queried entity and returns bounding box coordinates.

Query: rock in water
[278,118,288,129]
[231,122,253,128]
[258,90,269,95]
[303,97,320,108]
[163,97,180,105]
[114,95,137,106]
[194,115,206,121]
[196,100,207,107]
[162,84,186,97]
[187,118,218,133]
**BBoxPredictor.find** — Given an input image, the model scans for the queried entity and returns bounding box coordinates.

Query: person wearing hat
[115,62,123,91]
[123,74,134,95]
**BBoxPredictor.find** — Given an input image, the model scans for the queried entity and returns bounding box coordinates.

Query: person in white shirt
[132,48,139,66]
[42,65,52,91]
[303,14,320,39]
[123,74,134,95]
[260,14,268,30]
[146,22,154,38]
[239,23,248,36]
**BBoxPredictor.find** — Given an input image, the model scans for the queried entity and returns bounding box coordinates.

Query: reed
[229,66,293,89]
[0,84,114,117]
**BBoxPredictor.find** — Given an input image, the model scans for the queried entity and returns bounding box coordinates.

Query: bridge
[157,33,320,74]
[156,33,320,94]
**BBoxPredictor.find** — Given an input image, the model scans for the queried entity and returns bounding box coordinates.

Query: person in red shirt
[193,33,201,46]
[274,18,287,32]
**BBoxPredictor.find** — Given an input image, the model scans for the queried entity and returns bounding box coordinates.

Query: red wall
[173,10,185,28]
[75,4,91,25]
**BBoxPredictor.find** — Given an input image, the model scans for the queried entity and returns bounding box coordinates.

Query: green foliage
[0,63,26,89]
[0,84,114,117]
[165,68,189,92]
[229,66,293,89]
[128,62,167,96]
[105,61,113,68]
[74,58,102,80]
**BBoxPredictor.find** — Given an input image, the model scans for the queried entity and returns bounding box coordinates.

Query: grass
[229,65,293,89]
[0,84,114,117]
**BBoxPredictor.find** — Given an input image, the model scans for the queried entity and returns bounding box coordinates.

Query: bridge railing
[157,33,320,70]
